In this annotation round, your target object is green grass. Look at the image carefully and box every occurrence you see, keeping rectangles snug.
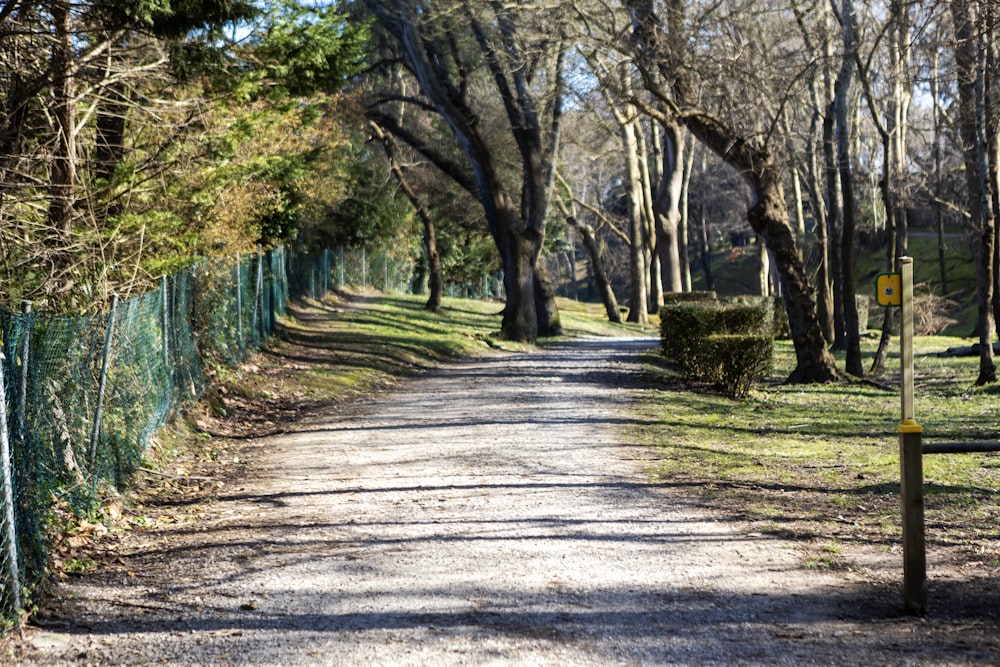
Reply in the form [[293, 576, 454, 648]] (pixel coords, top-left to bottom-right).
[[221, 292, 654, 413], [636, 332, 1000, 571]]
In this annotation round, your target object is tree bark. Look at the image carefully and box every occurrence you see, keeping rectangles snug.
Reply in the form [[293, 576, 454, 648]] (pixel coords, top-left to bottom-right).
[[635, 118, 661, 309], [825, 101, 846, 351], [371, 122, 443, 313], [952, 0, 997, 385], [931, 43, 949, 294], [834, 0, 863, 377], [567, 216, 622, 323], [680, 130, 695, 292], [655, 120, 685, 294], [49, 0, 76, 242], [621, 112, 649, 324]]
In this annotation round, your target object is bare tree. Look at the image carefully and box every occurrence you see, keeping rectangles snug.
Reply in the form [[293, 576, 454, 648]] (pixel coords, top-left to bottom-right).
[[859, 0, 914, 377], [363, 0, 565, 342], [832, 0, 864, 377], [951, 0, 997, 385], [370, 121, 443, 313], [624, 0, 840, 382], [588, 57, 649, 323]]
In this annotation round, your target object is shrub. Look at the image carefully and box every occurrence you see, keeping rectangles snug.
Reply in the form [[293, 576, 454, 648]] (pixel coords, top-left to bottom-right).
[[704, 334, 774, 399], [913, 291, 959, 335], [659, 299, 774, 398], [728, 295, 790, 339]]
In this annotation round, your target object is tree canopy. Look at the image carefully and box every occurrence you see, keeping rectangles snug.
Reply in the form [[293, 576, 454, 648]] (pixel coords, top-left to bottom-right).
[[2, 0, 1000, 384]]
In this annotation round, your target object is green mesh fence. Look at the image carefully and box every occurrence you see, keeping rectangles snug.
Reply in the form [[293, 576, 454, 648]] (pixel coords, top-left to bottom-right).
[[0, 244, 505, 631], [0, 246, 327, 631]]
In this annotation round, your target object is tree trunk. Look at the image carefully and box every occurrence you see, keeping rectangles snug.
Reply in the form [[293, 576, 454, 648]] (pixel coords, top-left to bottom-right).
[[620, 108, 649, 324], [835, 0, 863, 377], [825, 102, 846, 351], [94, 70, 129, 225], [680, 130, 695, 292], [807, 88, 835, 343], [931, 44, 949, 294], [753, 169, 839, 383], [501, 227, 539, 342], [533, 254, 562, 337], [987, 3, 1000, 341], [952, 0, 997, 385], [567, 216, 621, 323], [698, 201, 714, 291], [758, 238, 771, 297], [371, 122, 443, 313], [49, 0, 76, 241], [636, 118, 662, 309], [870, 0, 913, 377], [655, 120, 685, 293]]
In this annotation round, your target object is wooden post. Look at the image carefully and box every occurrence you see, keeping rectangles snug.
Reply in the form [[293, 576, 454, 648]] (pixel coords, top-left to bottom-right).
[[898, 257, 926, 614]]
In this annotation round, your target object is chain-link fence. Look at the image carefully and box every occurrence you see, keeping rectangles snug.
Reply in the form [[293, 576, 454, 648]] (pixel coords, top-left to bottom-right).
[[0, 243, 512, 632], [0, 246, 328, 632]]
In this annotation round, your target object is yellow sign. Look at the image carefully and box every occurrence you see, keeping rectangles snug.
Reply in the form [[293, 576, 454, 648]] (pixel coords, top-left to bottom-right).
[[876, 272, 902, 307]]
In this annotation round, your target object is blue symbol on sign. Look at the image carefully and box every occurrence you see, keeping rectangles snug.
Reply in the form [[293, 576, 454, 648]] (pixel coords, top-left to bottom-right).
[[885, 287, 895, 296]]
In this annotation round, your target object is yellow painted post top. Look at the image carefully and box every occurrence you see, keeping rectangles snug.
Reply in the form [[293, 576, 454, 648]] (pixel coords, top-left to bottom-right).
[[899, 419, 923, 434]]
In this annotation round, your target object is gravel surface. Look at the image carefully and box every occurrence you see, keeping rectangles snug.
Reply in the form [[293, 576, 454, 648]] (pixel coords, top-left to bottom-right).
[[11, 337, 996, 665]]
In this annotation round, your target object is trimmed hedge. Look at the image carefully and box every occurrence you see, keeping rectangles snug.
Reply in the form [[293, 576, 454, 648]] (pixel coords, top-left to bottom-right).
[[703, 334, 774, 399], [659, 300, 775, 398], [662, 291, 718, 305], [728, 295, 791, 339]]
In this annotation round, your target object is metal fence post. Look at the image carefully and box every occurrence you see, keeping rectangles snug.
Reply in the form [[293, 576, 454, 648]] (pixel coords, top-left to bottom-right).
[[90, 294, 119, 495], [338, 246, 345, 287], [161, 277, 170, 376], [0, 337, 22, 614], [18, 301, 31, 443], [253, 245, 263, 339], [236, 253, 244, 353], [18, 301, 35, 499]]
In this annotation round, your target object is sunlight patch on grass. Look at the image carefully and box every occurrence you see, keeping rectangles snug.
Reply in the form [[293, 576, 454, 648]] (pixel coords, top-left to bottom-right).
[[635, 332, 1000, 571]]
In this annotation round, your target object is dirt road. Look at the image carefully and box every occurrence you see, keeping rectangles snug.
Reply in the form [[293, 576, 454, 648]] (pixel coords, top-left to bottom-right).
[[13, 337, 991, 665]]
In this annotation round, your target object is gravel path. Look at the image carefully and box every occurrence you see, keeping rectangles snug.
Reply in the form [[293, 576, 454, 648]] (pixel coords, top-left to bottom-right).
[[15, 337, 974, 665]]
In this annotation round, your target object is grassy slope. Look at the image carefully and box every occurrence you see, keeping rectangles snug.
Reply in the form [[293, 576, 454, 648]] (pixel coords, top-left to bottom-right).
[[691, 233, 979, 337]]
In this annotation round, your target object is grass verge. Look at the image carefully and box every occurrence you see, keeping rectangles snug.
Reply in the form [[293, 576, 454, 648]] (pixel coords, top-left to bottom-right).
[[634, 332, 1000, 580]]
